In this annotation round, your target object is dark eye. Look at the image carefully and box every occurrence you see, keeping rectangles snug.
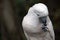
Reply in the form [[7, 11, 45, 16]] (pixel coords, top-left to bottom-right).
[[34, 10, 40, 16], [37, 14, 39, 16]]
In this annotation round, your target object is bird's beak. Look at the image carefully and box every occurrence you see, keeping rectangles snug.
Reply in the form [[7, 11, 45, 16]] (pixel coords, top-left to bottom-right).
[[39, 16, 47, 26], [39, 16, 48, 32]]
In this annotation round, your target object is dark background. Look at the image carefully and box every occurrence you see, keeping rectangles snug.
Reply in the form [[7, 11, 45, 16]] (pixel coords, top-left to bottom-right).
[[0, 0, 60, 40]]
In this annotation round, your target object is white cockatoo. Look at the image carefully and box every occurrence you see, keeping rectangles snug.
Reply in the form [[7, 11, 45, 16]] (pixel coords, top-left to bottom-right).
[[22, 3, 55, 40]]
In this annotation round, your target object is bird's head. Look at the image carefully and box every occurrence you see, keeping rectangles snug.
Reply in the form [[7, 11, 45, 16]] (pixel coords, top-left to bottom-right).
[[32, 3, 48, 17], [32, 3, 49, 32], [27, 3, 49, 32]]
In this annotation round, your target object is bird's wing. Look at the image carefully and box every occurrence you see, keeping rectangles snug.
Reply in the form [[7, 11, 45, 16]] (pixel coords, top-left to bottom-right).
[[47, 16, 55, 40], [24, 31, 30, 40]]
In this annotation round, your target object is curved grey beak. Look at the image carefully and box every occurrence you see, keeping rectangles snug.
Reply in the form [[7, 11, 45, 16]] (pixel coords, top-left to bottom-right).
[[39, 16, 47, 26], [39, 16, 48, 32]]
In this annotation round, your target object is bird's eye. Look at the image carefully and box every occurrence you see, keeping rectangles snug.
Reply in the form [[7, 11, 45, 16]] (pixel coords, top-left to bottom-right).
[[34, 10, 40, 16], [37, 14, 39, 16]]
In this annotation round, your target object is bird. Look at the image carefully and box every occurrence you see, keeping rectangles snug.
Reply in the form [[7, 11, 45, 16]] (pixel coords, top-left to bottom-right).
[[22, 3, 55, 40]]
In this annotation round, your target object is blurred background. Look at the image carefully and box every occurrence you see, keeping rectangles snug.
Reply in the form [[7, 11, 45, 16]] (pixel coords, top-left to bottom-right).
[[0, 0, 60, 40]]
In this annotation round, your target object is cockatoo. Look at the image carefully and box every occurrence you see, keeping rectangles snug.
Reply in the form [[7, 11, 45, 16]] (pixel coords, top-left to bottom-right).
[[22, 3, 55, 40]]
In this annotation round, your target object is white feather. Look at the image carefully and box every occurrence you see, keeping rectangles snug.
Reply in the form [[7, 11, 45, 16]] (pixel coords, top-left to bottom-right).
[[22, 3, 55, 40]]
